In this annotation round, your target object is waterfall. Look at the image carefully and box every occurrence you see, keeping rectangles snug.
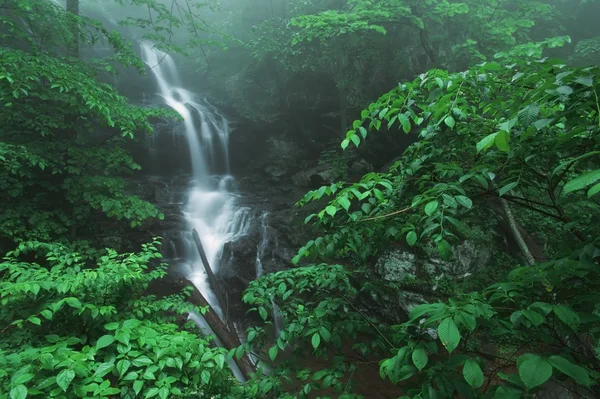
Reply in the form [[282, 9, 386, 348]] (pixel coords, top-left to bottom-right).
[[139, 42, 251, 320], [254, 212, 285, 337]]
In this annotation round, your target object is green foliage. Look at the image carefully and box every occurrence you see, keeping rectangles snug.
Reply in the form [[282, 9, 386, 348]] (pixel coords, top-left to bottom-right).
[[0, 240, 243, 398], [243, 54, 600, 397], [0, 1, 176, 247]]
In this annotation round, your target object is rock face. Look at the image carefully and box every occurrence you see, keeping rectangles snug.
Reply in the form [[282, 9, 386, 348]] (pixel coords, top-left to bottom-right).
[[375, 240, 493, 283], [372, 240, 494, 320]]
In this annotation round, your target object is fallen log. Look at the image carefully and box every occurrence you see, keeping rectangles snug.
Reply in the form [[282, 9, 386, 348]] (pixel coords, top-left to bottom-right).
[[192, 229, 230, 326], [180, 278, 257, 381]]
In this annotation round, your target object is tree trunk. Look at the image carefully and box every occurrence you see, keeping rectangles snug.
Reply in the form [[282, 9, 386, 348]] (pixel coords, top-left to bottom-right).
[[181, 279, 256, 381], [192, 229, 231, 328]]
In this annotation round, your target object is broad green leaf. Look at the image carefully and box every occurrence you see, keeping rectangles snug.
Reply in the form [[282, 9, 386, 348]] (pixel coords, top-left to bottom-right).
[[133, 380, 144, 395], [438, 318, 460, 353], [495, 130, 510, 151], [341, 139, 350, 150], [56, 369, 75, 392], [574, 76, 593, 87], [259, 307, 268, 320], [455, 196, 473, 209], [476, 132, 497, 153], [498, 182, 518, 197], [444, 115, 456, 129], [522, 309, 544, 327], [533, 118, 552, 130], [463, 359, 484, 388], [398, 114, 411, 133], [358, 126, 367, 139], [412, 348, 428, 371], [269, 346, 278, 361], [518, 356, 552, 389], [10, 385, 27, 399], [548, 356, 590, 387], [424, 200, 439, 216], [588, 183, 600, 198], [562, 169, 600, 195], [96, 335, 115, 350], [553, 306, 580, 329], [312, 333, 321, 350], [104, 322, 119, 331], [556, 85, 573, 95], [338, 196, 351, 211], [325, 206, 337, 217], [518, 104, 540, 127], [406, 231, 417, 247]]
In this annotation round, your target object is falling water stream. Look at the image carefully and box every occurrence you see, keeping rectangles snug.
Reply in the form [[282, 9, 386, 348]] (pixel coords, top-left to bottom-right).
[[140, 42, 252, 316], [140, 42, 253, 380]]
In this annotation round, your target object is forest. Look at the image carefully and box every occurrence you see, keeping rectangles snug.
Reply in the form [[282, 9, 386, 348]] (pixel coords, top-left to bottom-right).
[[1, 0, 600, 398]]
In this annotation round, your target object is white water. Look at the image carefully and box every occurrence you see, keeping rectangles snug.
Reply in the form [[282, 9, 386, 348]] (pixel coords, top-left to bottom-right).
[[140, 42, 251, 320], [254, 213, 285, 337]]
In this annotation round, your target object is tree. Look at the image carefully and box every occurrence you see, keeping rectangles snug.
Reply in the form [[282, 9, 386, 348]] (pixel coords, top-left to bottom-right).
[[0, 0, 168, 250], [241, 45, 600, 398]]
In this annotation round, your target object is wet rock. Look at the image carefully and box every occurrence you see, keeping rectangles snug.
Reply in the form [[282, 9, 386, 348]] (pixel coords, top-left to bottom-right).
[[375, 251, 418, 281], [350, 159, 374, 178], [292, 164, 336, 188], [376, 239, 493, 283]]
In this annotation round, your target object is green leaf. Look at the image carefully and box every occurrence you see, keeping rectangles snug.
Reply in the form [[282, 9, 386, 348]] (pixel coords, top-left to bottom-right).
[[444, 115, 456, 129], [498, 182, 518, 197], [588, 183, 600, 198], [145, 387, 159, 398], [522, 310, 544, 327], [533, 118, 553, 130], [463, 359, 484, 388], [495, 130, 510, 152], [358, 126, 368, 139], [96, 335, 115, 350], [412, 348, 428, 371], [116, 360, 130, 377], [312, 333, 321, 350], [575, 76, 593, 87], [562, 169, 600, 195], [455, 196, 473, 209], [56, 369, 75, 392], [438, 318, 460, 353], [133, 380, 144, 395], [104, 322, 119, 330], [553, 306, 580, 329], [325, 206, 337, 217], [548, 356, 590, 387], [517, 104, 540, 127], [454, 312, 476, 332], [556, 85, 573, 95], [10, 385, 27, 399], [338, 196, 351, 211], [476, 132, 497, 152], [341, 139, 350, 150], [398, 114, 411, 133], [518, 356, 552, 389], [424, 200, 439, 216], [269, 346, 278, 361], [406, 231, 417, 247], [258, 306, 268, 320], [201, 370, 210, 384]]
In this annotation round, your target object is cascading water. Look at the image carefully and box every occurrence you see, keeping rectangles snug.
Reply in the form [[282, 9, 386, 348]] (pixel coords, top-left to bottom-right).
[[139, 42, 251, 320]]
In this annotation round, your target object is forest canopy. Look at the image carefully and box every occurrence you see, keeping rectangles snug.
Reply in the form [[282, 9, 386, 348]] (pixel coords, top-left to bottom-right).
[[1, 0, 600, 398]]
